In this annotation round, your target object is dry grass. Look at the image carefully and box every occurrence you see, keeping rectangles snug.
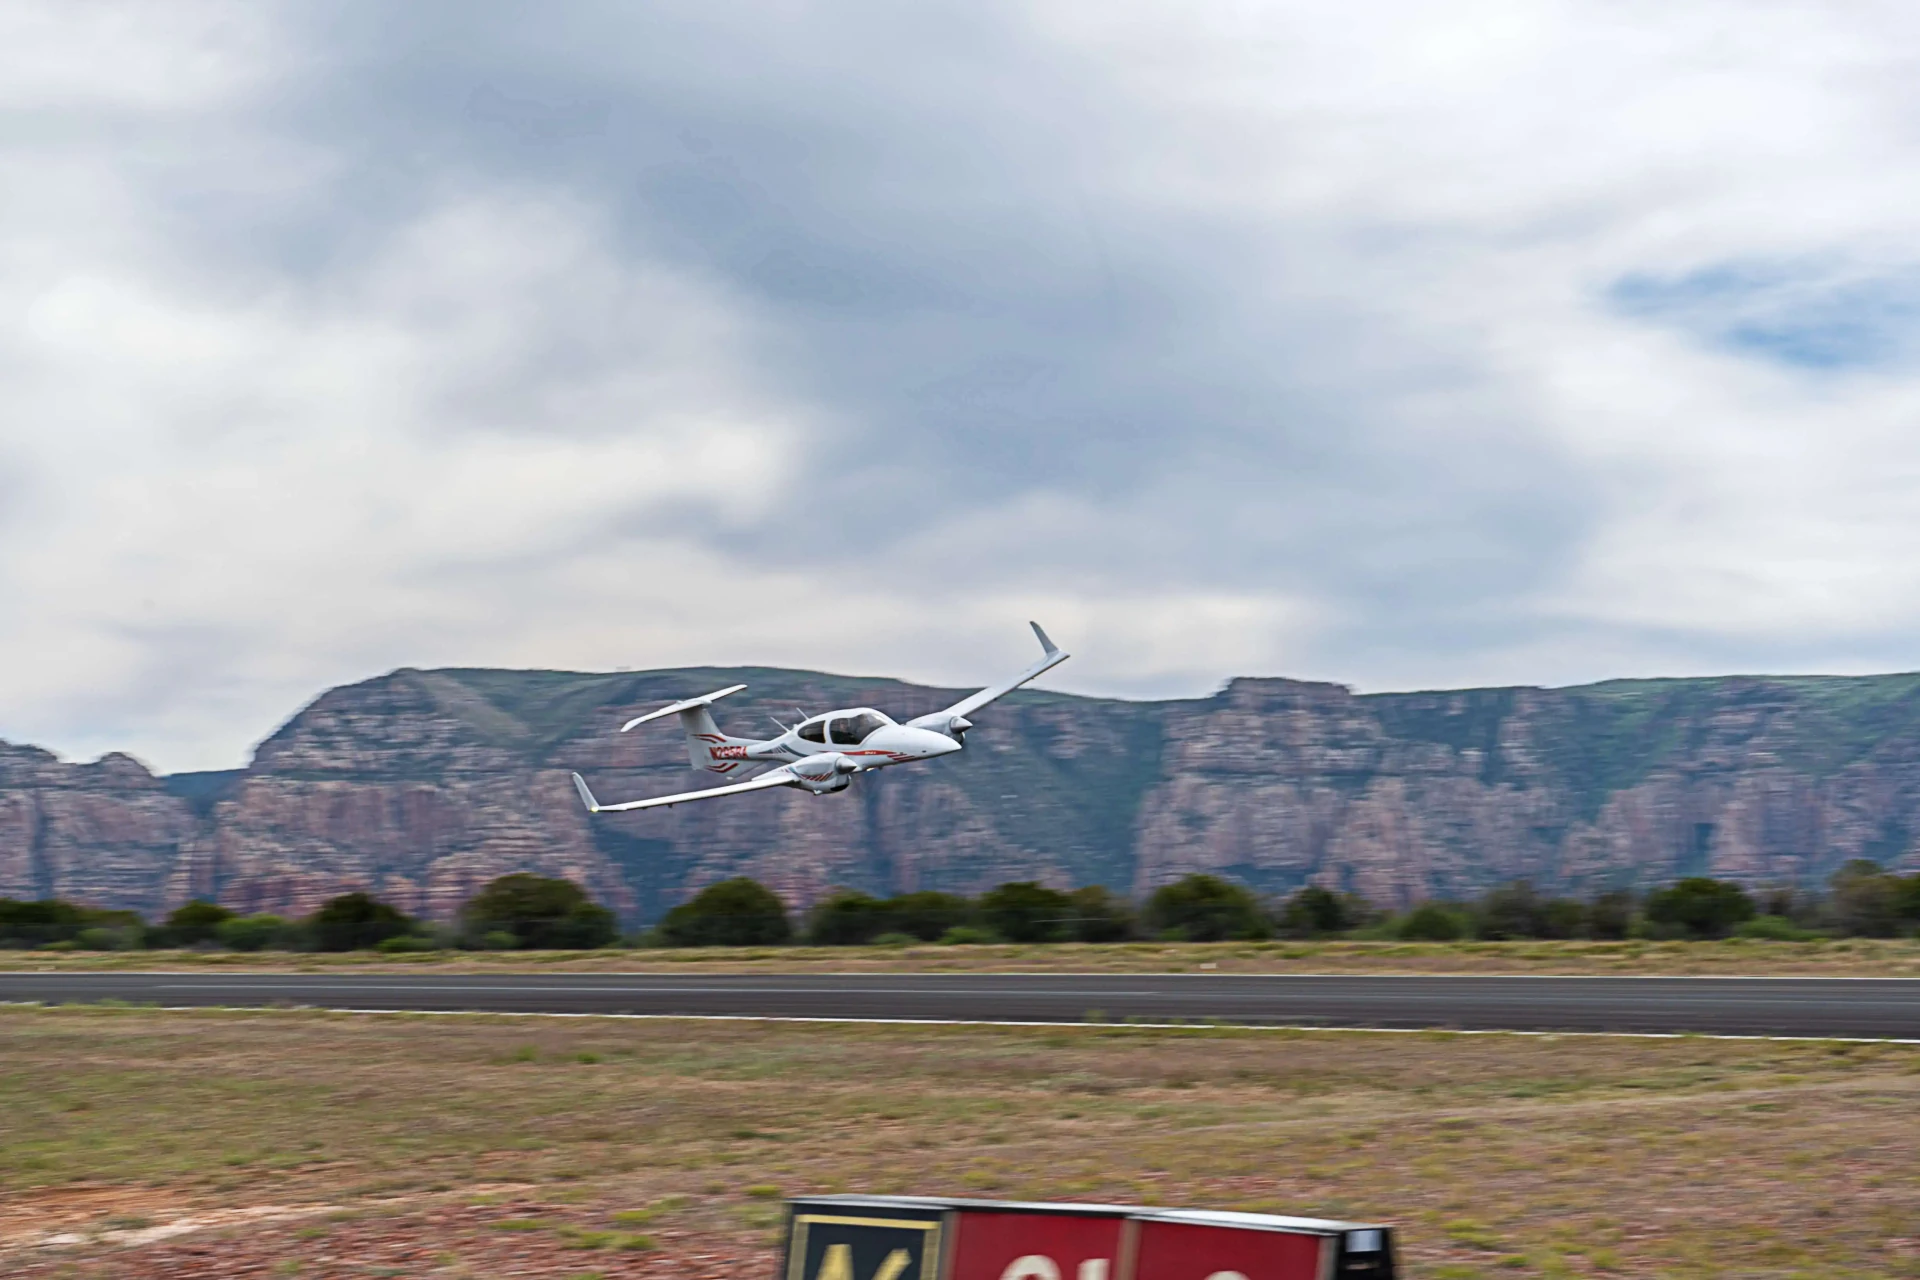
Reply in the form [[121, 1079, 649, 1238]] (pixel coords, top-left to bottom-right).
[[2, 1006, 1918, 1278], [11, 936, 1920, 977]]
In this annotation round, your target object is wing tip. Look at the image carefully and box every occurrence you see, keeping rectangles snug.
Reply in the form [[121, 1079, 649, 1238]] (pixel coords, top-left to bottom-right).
[[571, 771, 601, 814], [1030, 620, 1060, 655]]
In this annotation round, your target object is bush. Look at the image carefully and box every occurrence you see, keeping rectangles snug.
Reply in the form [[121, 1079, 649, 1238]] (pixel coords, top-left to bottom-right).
[[1067, 885, 1136, 942], [1734, 914, 1821, 942], [806, 890, 890, 946], [1588, 889, 1635, 940], [978, 882, 1074, 943], [882, 891, 974, 941], [376, 934, 438, 953], [1398, 902, 1468, 942], [310, 892, 415, 952], [871, 932, 916, 947], [1898, 874, 1920, 932], [658, 877, 792, 947], [72, 927, 120, 951], [459, 874, 618, 950], [0, 899, 85, 948], [1644, 877, 1755, 939], [1827, 860, 1906, 937], [938, 925, 1000, 945], [216, 914, 292, 952], [164, 899, 235, 947], [1143, 874, 1270, 941], [0, 900, 143, 948], [1278, 886, 1353, 938], [1474, 881, 1588, 940]]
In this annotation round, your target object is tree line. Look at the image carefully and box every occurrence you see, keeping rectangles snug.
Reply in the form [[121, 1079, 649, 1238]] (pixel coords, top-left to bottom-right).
[[0, 874, 617, 952], [5, 860, 1918, 952], [652, 859, 1920, 947]]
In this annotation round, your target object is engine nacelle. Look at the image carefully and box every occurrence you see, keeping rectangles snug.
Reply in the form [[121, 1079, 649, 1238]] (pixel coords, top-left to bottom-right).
[[906, 712, 973, 742], [791, 752, 859, 794]]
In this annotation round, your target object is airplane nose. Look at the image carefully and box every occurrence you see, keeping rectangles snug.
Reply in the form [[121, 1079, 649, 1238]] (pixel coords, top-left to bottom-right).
[[914, 728, 963, 756]]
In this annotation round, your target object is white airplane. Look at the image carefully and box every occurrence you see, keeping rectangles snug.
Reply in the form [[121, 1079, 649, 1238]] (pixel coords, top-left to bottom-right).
[[571, 622, 1068, 813]]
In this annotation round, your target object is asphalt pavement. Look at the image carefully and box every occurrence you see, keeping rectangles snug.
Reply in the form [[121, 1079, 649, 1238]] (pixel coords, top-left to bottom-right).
[[1, 971, 1917, 1038]]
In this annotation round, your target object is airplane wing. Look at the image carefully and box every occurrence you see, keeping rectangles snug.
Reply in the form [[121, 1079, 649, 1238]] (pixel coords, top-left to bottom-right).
[[571, 767, 795, 813], [920, 621, 1069, 724]]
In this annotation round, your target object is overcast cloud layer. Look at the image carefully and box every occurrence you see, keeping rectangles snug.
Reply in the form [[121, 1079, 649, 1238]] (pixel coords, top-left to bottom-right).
[[9, 1, 1920, 770]]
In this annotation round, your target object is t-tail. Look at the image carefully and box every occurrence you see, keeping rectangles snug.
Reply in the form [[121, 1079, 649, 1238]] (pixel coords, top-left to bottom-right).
[[620, 683, 765, 773]]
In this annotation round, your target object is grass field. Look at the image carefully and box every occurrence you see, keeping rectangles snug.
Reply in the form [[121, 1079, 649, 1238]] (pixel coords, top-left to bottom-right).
[[8, 937, 1920, 977], [2, 1006, 1918, 1278]]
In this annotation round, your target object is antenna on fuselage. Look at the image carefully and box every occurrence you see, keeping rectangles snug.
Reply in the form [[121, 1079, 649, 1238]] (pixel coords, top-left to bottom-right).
[[769, 715, 792, 733]]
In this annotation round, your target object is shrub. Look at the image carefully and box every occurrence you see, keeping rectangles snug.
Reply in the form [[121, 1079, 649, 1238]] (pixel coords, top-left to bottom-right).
[[1644, 877, 1755, 939], [0, 901, 148, 948], [376, 934, 438, 953], [871, 932, 916, 947], [1143, 874, 1270, 941], [978, 882, 1074, 943], [460, 874, 618, 950], [216, 914, 291, 952], [1278, 886, 1352, 937], [1588, 889, 1635, 940], [658, 877, 792, 947], [1734, 914, 1821, 942], [1398, 902, 1468, 942], [310, 892, 415, 952], [72, 927, 120, 951], [1827, 860, 1906, 937], [0, 899, 86, 948], [164, 899, 235, 947], [806, 890, 890, 946], [939, 925, 1000, 945], [882, 891, 974, 941], [1472, 880, 1590, 939], [1067, 885, 1136, 942]]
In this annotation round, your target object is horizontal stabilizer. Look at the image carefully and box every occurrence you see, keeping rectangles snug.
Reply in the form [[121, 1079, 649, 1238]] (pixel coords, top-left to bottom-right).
[[621, 683, 747, 733]]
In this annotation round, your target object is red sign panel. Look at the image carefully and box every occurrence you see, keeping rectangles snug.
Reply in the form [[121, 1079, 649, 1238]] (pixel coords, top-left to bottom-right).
[[950, 1211, 1127, 1280], [1132, 1220, 1328, 1280]]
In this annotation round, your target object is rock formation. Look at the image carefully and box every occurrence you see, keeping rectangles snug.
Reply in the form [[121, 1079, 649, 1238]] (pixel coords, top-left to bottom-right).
[[5, 665, 1920, 920]]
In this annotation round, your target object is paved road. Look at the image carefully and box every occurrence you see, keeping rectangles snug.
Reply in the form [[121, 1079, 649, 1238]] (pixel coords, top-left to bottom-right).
[[2, 972, 1918, 1038]]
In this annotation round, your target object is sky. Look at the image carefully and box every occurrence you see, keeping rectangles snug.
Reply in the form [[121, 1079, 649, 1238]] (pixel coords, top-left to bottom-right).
[[9, 1, 1920, 772]]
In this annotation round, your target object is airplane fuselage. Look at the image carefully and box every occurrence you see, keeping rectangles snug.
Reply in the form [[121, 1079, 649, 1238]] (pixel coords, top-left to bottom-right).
[[716, 709, 962, 787]]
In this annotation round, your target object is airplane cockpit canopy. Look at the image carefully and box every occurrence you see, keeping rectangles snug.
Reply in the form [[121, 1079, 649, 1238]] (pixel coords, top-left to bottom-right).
[[796, 709, 894, 746]]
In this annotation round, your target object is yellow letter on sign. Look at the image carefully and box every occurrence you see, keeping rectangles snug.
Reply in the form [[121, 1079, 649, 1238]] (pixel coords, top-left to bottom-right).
[[819, 1245, 855, 1280]]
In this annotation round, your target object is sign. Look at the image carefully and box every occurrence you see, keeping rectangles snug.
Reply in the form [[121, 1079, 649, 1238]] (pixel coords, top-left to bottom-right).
[[949, 1208, 1127, 1280], [1132, 1218, 1325, 1280], [786, 1204, 944, 1280], [783, 1197, 1394, 1280]]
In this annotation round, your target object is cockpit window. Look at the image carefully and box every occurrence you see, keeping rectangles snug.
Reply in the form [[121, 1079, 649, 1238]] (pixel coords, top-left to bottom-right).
[[797, 719, 827, 744], [828, 711, 889, 745]]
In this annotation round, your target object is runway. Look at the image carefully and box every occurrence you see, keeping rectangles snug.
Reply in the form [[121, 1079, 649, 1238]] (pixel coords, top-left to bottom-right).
[[2, 971, 1918, 1038]]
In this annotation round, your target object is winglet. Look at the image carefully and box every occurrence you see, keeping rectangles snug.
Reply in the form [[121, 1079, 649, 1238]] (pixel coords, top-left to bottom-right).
[[1030, 620, 1059, 656], [571, 772, 601, 814]]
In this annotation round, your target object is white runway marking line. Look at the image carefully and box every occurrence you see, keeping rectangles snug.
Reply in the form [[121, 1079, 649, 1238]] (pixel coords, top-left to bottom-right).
[[7, 1001, 1916, 1045], [154, 983, 1162, 996]]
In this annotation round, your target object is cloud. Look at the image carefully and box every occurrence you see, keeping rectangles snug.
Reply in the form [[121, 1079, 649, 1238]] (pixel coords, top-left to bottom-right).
[[8, 0, 1920, 769]]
